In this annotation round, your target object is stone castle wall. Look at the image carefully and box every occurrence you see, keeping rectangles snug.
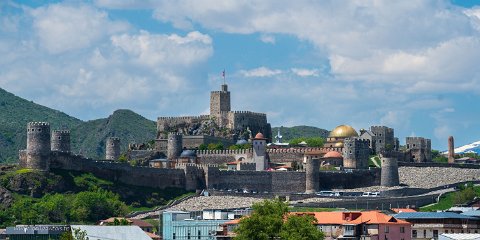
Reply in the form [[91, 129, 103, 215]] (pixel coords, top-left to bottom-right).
[[194, 147, 343, 165], [318, 169, 381, 189], [50, 152, 188, 189]]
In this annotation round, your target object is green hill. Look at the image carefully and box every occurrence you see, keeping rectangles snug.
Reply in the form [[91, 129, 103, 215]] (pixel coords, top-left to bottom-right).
[[71, 109, 157, 158], [272, 125, 330, 142], [0, 88, 83, 162], [0, 88, 157, 162]]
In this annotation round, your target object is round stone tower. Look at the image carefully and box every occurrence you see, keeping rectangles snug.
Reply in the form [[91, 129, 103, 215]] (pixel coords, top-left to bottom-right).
[[380, 156, 400, 187], [106, 137, 121, 160], [167, 133, 183, 160], [26, 122, 51, 170], [51, 130, 71, 153], [305, 158, 320, 194]]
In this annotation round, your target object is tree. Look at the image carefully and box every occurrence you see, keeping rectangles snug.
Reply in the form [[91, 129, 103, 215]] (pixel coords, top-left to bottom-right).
[[234, 199, 324, 240], [207, 143, 224, 150], [280, 214, 324, 240], [290, 137, 324, 147], [198, 144, 208, 150], [305, 137, 324, 147]]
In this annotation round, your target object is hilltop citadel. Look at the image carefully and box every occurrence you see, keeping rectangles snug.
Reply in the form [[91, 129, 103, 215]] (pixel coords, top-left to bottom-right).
[[17, 83, 453, 196]]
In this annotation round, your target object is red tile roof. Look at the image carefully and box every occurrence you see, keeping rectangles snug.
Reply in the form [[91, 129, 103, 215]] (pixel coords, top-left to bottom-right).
[[292, 211, 410, 225]]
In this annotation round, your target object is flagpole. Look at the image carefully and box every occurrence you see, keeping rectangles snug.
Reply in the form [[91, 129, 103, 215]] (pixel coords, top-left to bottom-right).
[[222, 69, 226, 85]]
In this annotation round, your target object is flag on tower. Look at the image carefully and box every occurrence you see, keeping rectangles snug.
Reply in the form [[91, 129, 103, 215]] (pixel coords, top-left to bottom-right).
[[222, 69, 226, 84]]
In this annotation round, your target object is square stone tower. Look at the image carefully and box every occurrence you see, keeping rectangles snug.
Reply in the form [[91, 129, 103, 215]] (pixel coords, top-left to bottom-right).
[[370, 126, 395, 154], [210, 84, 231, 116], [406, 137, 432, 162]]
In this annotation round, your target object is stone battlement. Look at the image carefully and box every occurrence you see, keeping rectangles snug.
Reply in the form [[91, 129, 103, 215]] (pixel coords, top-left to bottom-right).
[[157, 115, 210, 121], [195, 147, 343, 156], [108, 137, 120, 141], [344, 138, 370, 144], [196, 149, 252, 155], [28, 122, 50, 127], [226, 111, 267, 117], [176, 163, 218, 169], [52, 130, 70, 134]]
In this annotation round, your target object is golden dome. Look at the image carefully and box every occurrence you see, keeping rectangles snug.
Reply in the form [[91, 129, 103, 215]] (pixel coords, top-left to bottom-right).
[[328, 125, 358, 138], [334, 142, 344, 148]]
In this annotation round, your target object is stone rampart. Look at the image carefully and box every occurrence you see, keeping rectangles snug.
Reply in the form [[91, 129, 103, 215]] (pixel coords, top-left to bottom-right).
[[50, 152, 187, 189], [398, 162, 480, 169], [207, 170, 273, 192], [318, 169, 380, 189]]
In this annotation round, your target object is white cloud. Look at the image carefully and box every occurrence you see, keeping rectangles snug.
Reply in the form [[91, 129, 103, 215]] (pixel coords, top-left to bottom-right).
[[291, 68, 319, 77], [29, 3, 129, 54], [260, 34, 275, 44], [111, 30, 213, 67], [239, 67, 282, 77]]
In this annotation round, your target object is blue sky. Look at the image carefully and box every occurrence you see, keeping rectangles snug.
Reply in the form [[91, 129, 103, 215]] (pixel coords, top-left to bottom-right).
[[1, 0, 480, 150]]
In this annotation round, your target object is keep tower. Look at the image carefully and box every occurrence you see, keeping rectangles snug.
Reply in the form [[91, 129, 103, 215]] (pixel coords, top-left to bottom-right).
[[210, 84, 231, 116]]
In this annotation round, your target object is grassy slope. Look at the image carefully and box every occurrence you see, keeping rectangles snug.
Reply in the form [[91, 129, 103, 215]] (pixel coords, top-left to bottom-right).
[[271, 125, 329, 142]]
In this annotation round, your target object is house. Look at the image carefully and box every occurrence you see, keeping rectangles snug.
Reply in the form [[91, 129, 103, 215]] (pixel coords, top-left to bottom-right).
[[439, 233, 480, 240], [395, 212, 480, 239], [217, 211, 411, 240], [70, 225, 152, 240], [5, 225, 70, 239], [98, 217, 155, 233], [307, 211, 412, 240]]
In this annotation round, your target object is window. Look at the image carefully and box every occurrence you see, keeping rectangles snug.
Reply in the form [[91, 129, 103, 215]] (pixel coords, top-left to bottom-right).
[[400, 227, 405, 233], [384, 226, 389, 233], [198, 230, 201, 239], [173, 233, 176, 239], [424, 230, 426, 237], [188, 232, 191, 239], [433, 230, 438, 238], [412, 230, 417, 238], [445, 230, 448, 233]]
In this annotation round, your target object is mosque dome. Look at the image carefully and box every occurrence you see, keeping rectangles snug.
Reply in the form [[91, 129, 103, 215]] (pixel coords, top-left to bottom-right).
[[236, 139, 248, 145], [328, 125, 359, 138], [254, 132, 266, 139], [324, 151, 343, 158], [180, 150, 196, 158]]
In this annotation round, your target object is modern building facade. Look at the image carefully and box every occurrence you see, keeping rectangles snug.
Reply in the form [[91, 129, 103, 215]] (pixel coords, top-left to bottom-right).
[[162, 209, 250, 240]]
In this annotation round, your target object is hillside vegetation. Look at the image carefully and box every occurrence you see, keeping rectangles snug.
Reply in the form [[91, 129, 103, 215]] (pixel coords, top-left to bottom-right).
[[71, 109, 157, 159], [0, 88, 157, 162], [0, 166, 188, 227], [271, 126, 329, 142], [0, 89, 82, 162]]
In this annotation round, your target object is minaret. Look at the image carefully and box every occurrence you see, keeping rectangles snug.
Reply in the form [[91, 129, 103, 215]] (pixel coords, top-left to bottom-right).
[[251, 132, 268, 171], [275, 128, 283, 144], [448, 136, 455, 164]]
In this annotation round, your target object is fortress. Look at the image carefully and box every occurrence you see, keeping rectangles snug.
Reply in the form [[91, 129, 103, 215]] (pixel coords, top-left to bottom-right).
[[18, 122, 404, 194], [16, 84, 436, 194]]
